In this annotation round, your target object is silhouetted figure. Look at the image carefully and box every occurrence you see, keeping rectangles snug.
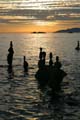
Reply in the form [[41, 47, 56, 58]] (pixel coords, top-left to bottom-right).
[[48, 56, 67, 92], [23, 56, 28, 72], [75, 41, 80, 50], [49, 52, 53, 66], [7, 41, 14, 67]]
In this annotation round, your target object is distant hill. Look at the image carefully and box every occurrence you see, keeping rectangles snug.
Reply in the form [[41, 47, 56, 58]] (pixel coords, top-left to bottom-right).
[[56, 28, 80, 33]]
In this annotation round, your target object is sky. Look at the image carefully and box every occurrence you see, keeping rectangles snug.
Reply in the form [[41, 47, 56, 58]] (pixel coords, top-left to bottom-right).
[[0, 0, 80, 32]]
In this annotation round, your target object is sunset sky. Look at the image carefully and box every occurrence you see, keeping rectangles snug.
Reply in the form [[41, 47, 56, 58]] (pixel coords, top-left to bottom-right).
[[0, 0, 80, 32]]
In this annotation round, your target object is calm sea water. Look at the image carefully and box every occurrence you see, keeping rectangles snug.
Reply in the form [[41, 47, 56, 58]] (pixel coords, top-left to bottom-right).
[[0, 33, 80, 120]]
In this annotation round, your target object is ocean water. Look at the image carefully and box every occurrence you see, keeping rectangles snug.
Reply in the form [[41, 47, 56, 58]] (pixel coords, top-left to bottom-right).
[[0, 33, 80, 120]]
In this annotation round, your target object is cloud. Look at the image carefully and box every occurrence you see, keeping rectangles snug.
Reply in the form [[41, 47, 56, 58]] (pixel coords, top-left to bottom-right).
[[0, 0, 80, 24], [0, 0, 80, 10]]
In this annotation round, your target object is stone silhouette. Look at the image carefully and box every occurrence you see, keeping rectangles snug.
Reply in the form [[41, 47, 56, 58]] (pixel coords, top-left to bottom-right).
[[38, 50, 46, 69], [7, 41, 14, 67], [35, 65, 49, 90], [36, 49, 49, 89], [49, 52, 53, 67], [39, 47, 43, 60], [23, 56, 28, 72], [48, 56, 67, 92], [36, 49, 67, 93], [75, 41, 80, 50], [54, 56, 62, 69]]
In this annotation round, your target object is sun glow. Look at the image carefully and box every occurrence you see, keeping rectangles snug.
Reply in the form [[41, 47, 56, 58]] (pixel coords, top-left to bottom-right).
[[34, 21, 58, 26]]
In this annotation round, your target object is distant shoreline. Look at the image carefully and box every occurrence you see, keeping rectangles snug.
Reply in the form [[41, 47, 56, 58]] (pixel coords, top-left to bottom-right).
[[55, 28, 80, 33], [0, 28, 80, 34]]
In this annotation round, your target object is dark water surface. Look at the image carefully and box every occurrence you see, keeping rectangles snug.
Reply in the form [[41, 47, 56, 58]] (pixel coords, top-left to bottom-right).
[[0, 33, 80, 120]]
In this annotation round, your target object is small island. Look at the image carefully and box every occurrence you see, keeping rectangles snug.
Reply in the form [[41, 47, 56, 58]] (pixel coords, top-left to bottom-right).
[[32, 32, 46, 34]]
